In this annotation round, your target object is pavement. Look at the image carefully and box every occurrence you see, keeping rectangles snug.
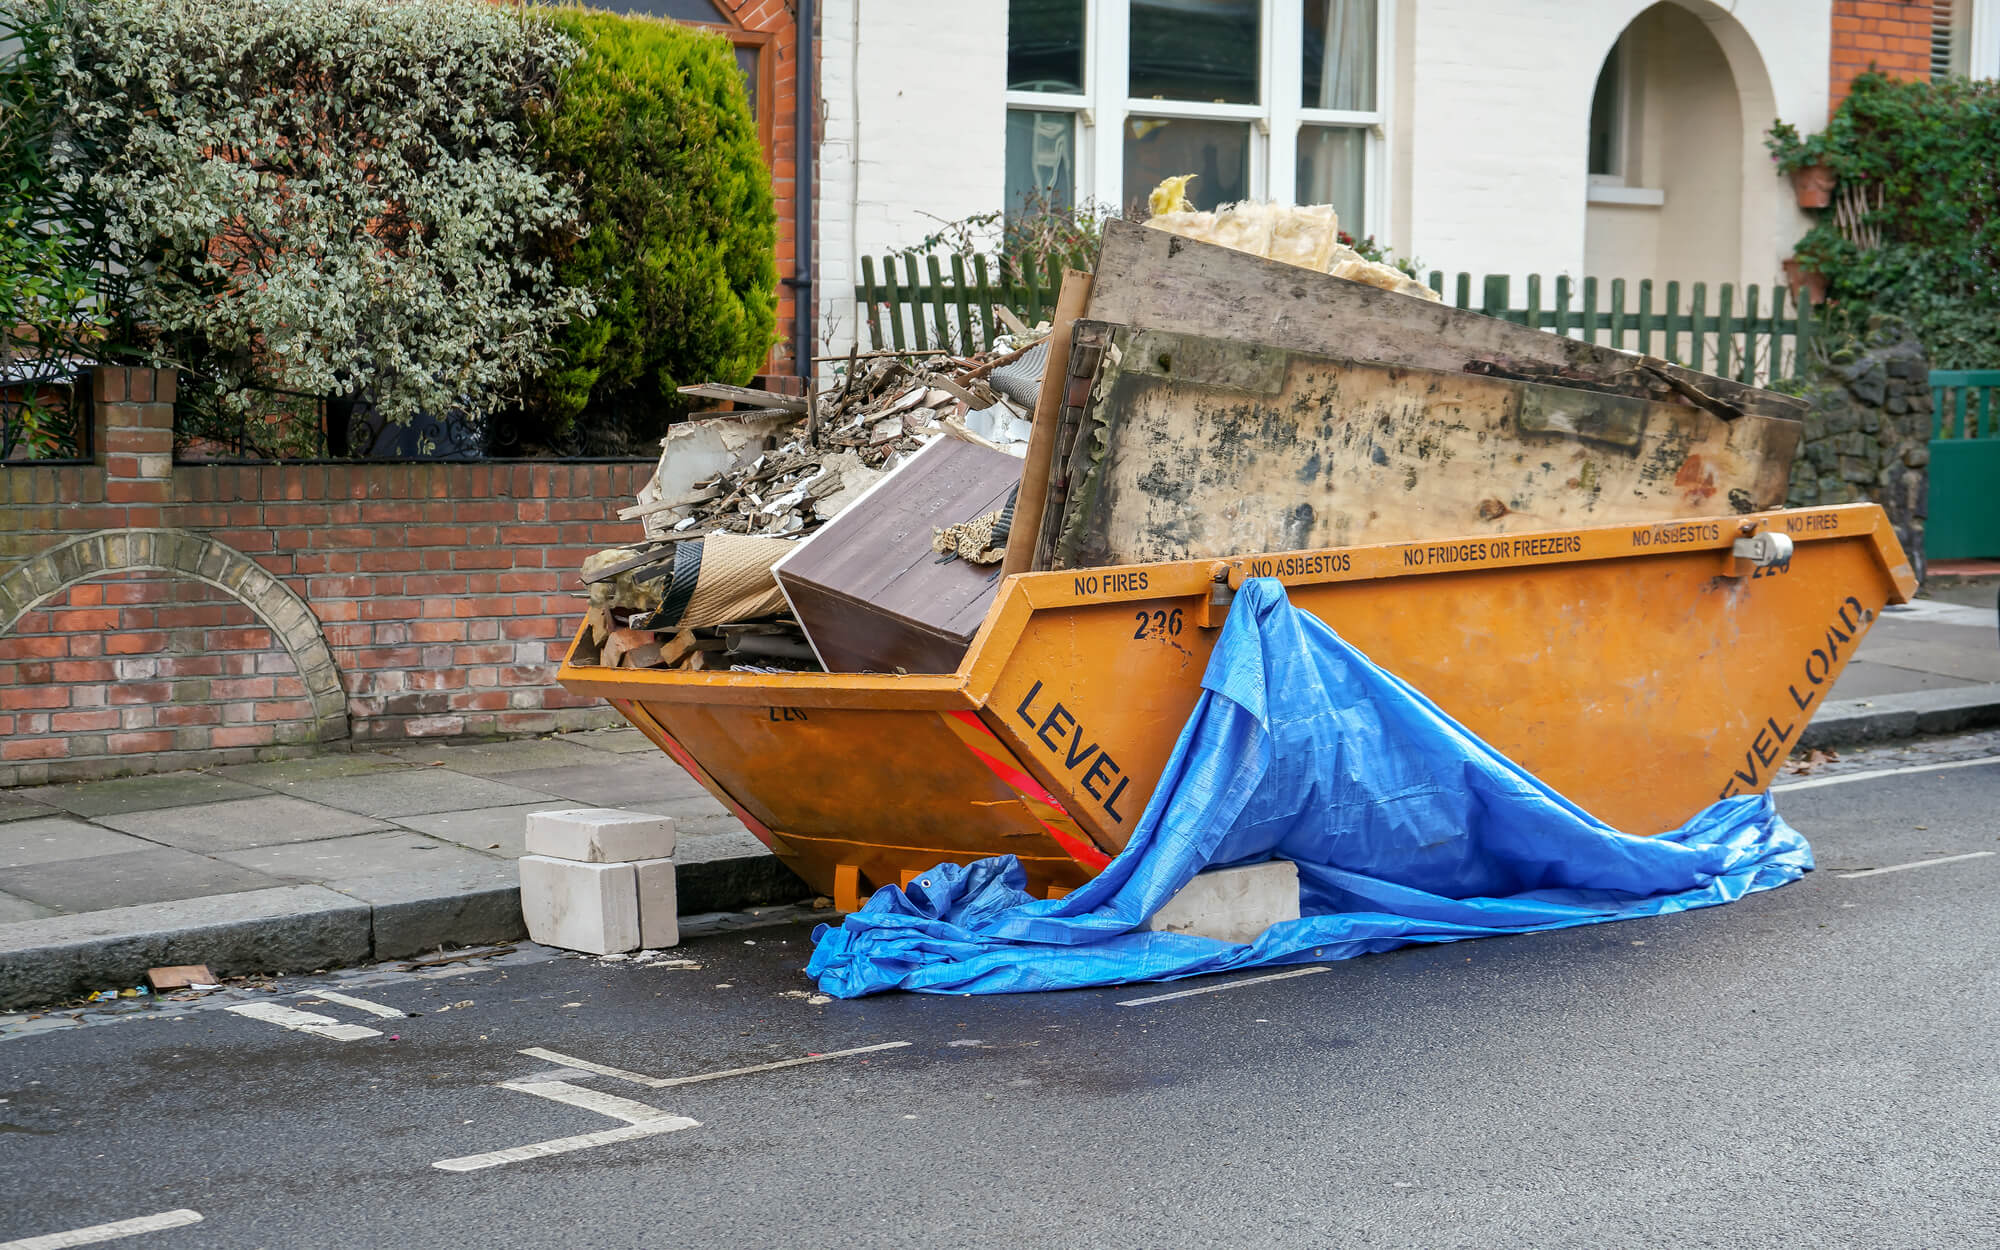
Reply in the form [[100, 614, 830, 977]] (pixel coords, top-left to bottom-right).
[[0, 584, 1995, 1010], [2, 752, 1997, 1248]]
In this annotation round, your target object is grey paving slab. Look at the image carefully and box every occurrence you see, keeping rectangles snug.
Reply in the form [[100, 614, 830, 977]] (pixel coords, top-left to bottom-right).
[[272, 770, 560, 818], [1864, 619, 2000, 646], [0, 793, 59, 824], [97, 795, 390, 853], [206, 753, 420, 786], [9, 771, 266, 818], [1856, 639, 2000, 684], [1830, 660, 1976, 700], [498, 760, 711, 808], [321, 861, 526, 959], [1920, 579, 2000, 608], [0, 884, 370, 1007], [395, 801, 573, 858], [0, 892, 54, 924], [371, 738, 610, 777], [0, 846, 282, 912], [213, 831, 500, 884], [0, 817, 160, 870], [561, 728, 656, 753]]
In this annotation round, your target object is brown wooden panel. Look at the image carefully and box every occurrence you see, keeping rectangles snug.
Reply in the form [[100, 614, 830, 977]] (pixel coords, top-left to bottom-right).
[[778, 437, 1020, 673], [1087, 218, 1809, 426]]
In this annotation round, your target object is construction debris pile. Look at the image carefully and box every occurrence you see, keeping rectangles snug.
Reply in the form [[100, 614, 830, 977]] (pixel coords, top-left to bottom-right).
[[568, 174, 1808, 681], [572, 338, 1045, 674]]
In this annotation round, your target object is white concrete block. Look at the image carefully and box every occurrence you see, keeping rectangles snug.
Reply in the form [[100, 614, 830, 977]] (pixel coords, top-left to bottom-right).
[[634, 857, 679, 950], [1141, 861, 1300, 946], [519, 856, 640, 955], [525, 808, 675, 863]]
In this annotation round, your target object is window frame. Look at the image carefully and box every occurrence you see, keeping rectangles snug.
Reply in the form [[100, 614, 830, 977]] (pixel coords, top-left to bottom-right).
[[1005, 0, 1390, 232]]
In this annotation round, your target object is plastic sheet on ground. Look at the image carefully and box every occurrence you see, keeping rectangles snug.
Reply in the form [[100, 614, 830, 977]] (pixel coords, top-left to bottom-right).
[[807, 578, 1813, 998]]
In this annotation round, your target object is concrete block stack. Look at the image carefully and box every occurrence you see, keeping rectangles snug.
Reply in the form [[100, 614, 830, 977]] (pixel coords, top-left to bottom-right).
[[519, 808, 679, 954]]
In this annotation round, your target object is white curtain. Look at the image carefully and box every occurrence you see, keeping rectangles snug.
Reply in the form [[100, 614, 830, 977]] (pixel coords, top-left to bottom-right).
[[1315, 0, 1376, 112]]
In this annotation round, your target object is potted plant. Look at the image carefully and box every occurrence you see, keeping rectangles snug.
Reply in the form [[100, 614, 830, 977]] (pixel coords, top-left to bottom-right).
[[1766, 120, 1836, 209], [1781, 256, 1828, 304]]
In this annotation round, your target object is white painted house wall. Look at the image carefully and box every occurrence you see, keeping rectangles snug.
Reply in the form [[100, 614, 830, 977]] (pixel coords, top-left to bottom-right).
[[816, 0, 1008, 369], [814, 0, 1832, 361], [1403, 0, 1827, 290]]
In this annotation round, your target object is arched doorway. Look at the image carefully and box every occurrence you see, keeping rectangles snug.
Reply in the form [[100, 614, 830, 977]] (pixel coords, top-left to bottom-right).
[[1583, 2, 1776, 289]]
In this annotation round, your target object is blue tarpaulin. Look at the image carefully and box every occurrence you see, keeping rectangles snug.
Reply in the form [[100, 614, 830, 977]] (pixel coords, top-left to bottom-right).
[[807, 579, 1812, 998]]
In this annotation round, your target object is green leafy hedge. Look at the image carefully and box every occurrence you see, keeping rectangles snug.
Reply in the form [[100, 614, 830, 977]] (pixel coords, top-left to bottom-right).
[[522, 9, 778, 442], [50, 0, 591, 427], [1781, 72, 2000, 370], [3, 0, 781, 456]]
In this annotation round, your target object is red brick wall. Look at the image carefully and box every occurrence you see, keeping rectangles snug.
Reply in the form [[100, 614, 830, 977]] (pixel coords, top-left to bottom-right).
[[714, 0, 802, 378], [0, 369, 651, 786], [1831, 1, 1935, 112], [1, 575, 317, 764]]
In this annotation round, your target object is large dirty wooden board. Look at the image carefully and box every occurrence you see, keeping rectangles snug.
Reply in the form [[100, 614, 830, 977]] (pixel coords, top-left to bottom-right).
[[1088, 218, 1809, 428], [1039, 323, 1804, 569], [776, 436, 1020, 674]]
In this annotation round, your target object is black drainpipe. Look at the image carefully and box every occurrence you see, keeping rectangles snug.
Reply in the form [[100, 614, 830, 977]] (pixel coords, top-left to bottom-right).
[[784, 0, 815, 384]]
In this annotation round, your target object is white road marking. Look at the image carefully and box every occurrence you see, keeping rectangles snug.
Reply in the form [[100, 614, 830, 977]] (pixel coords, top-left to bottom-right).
[[1775, 755, 2000, 793], [519, 1040, 911, 1089], [304, 990, 406, 1019], [0, 1209, 203, 1249], [495, 1079, 682, 1125], [431, 1079, 698, 1173], [1118, 966, 1329, 1007], [432, 1122, 689, 1173], [513, 1048, 658, 1086], [1838, 851, 1996, 880], [224, 1002, 380, 1041]]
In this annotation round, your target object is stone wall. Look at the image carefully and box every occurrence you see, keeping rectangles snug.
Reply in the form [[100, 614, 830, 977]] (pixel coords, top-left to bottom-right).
[[1786, 324, 1932, 574]]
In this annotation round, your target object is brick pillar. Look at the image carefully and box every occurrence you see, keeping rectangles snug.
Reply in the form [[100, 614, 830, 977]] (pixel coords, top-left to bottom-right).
[[1830, 1, 1936, 114], [91, 367, 176, 506]]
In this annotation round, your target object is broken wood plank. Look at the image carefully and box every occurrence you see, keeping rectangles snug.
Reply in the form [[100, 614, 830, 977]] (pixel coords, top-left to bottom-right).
[[1086, 218, 1806, 425], [1002, 269, 1093, 578], [676, 383, 809, 412], [600, 627, 656, 669]]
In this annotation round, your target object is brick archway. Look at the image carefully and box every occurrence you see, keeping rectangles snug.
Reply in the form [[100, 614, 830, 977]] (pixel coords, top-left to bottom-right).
[[0, 529, 348, 742]]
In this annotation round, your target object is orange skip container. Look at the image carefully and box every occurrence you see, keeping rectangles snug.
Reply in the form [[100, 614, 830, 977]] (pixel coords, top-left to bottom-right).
[[557, 504, 1916, 910]]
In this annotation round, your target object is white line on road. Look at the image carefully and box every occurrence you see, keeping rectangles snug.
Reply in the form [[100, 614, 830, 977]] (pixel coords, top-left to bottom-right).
[[1774, 755, 2000, 793], [1839, 851, 1996, 880], [433, 1122, 690, 1173], [518, 1041, 911, 1089], [431, 1079, 698, 1173], [496, 1079, 684, 1125], [1118, 966, 1329, 1007], [305, 990, 406, 1019], [513, 1049, 660, 1086], [224, 1002, 380, 1041], [0, 1209, 203, 1249]]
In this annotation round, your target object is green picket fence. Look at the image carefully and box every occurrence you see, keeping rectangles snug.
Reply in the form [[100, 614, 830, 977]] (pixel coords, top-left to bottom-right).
[[853, 254, 1816, 387]]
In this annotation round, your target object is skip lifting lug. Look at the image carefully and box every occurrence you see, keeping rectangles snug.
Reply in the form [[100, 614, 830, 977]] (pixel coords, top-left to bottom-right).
[[1727, 519, 1794, 579], [1196, 564, 1235, 629]]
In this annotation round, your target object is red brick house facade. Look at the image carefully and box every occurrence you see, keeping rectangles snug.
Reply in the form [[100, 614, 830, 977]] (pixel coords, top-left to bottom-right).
[[1830, 0, 1939, 109]]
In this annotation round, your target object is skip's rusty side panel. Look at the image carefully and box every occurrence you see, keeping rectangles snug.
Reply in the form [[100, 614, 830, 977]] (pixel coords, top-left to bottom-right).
[[1045, 323, 1802, 569]]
